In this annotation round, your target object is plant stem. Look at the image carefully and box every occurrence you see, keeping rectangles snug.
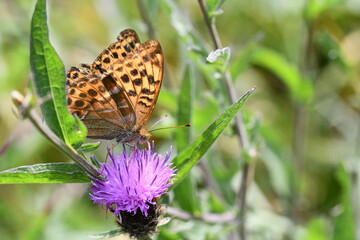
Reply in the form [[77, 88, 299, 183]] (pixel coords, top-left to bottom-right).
[[12, 91, 100, 178], [197, 0, 222, 49], [30, 110, 100, 178], [197, 0, 252, 239], [197, 0, 249, 148]]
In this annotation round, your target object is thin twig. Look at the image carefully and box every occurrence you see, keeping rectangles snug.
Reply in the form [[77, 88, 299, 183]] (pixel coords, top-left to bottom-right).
[[198, 1, 249, 148], [30, 110, 100, 178], [136, 0, 156, 40], [197, 0, 252, 239], [11, 91, 100, 178], [196, 0, 249, 148], [237, 161, 256, 239], [197, 0, 222, 49], [166, 206, 238, 224]]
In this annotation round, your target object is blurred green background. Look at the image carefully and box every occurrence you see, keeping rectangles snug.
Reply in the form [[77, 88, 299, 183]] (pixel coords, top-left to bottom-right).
[[1, 0, 360, 239]]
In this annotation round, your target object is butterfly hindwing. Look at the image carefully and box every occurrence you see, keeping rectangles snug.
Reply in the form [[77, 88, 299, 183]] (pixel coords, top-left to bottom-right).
[[66, 74, 136, 139]]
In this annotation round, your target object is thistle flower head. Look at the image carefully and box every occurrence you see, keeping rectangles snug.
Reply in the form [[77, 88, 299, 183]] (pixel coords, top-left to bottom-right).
[[89, 142, 176, 217]]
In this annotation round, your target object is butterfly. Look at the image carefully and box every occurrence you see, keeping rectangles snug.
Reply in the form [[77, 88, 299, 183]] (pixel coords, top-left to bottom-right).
[[65, 29, 164, 144]]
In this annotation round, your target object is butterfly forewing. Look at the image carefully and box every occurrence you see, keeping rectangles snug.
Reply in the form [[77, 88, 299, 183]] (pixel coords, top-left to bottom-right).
[[132, 40, 163, 130], [92, 29, 141, 74], [66, 29, 163, 143]]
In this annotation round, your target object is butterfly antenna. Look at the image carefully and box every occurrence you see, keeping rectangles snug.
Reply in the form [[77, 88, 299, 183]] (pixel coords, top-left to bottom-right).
[[148, 114, 168, 131], [149, 124, 191, 133]]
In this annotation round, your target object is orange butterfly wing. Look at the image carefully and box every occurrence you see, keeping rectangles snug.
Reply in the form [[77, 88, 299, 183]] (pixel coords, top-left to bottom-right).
[[66, 29, 163, 143]]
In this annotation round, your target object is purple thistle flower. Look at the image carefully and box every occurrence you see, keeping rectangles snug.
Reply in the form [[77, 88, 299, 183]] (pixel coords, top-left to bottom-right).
[[89, 142, 176, 217]]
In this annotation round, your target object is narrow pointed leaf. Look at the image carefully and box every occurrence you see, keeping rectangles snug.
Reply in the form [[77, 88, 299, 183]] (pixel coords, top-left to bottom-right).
[[174, 64, 199, 213], [172, 88, 255, 188], [0, 163, 90, 184], [30, 0, 86, 148], [77, 142, 102, 153], [175, 64, 193, 151]]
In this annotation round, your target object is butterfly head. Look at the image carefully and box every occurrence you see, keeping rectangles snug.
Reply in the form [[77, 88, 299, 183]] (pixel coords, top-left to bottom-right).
[[116, 128, 151, 144], [139, 128, 151, 143]]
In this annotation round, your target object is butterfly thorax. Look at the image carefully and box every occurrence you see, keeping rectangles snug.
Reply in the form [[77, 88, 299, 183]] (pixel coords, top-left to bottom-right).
[[116, 128, 151, 144]]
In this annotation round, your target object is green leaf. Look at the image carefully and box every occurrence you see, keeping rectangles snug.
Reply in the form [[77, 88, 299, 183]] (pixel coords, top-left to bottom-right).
[[77, 142, 101, 153], [251, 47, 313, 104], [30, 0, 86, 148], [174, 64, 199, 213], [175, 64, 193, 151], [206, 0, 226, 17], [0, 163, 90, 184], [332, 164, 355, 240], [171, 88, 255, 188]]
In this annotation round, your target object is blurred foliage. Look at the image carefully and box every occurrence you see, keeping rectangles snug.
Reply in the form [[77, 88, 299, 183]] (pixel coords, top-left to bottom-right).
[[1, 0, 360, 239]]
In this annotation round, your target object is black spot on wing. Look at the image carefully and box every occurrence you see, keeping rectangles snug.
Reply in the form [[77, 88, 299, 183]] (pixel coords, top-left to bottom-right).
[[103, 57, 110, 64], [140, 96, 153, 102], [111, 52, 119, 59], [138, 101, 151, 108], [141, 88, 155, 95]]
